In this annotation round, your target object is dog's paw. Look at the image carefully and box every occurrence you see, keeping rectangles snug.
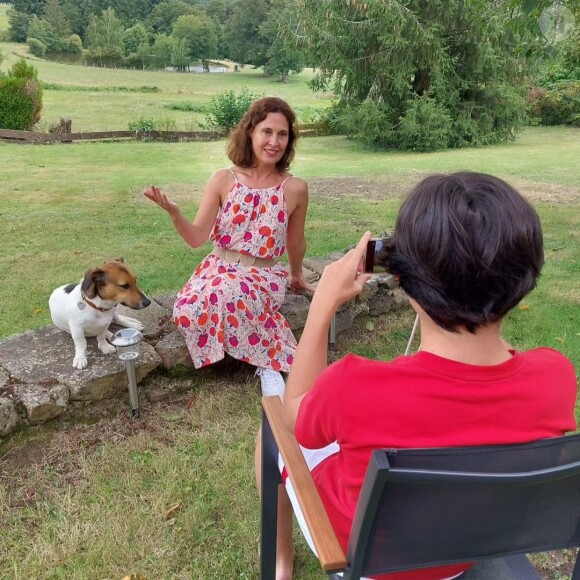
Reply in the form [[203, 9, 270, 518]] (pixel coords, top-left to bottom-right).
[[118, 316, 144, 330], [73, 354, 88, 370], [99, 342, 117, 355]]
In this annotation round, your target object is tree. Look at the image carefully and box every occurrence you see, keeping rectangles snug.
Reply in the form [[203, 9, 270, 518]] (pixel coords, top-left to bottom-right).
[[146, 0, 197, 35], [206, 0, 235, 59], [123, 22, 149, 55], [299, 0, 531, 150], [42, 0, 70, 38], [12, 0, 45, 16], [151, 33, 174, 68], [170, 35, 190, 71], [224, 0, 270, 67], [7, 7, 32, 41], [260, 0, 303, 82], [86, 8, 125, 67], [171, 12, 217, 65], [60, 0, 109, 38], [114, 0, 156, 27]]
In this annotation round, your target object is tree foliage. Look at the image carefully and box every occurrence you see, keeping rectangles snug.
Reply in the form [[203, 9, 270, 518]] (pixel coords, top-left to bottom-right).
[[86, 8, 125, 66], [299, 0, 531, 150], [0, 59, 43, 130], [171, 11, 217, 65], [224, 0, 270, 66], [202, 87, 262, 132], [261, 0, 304, 81]]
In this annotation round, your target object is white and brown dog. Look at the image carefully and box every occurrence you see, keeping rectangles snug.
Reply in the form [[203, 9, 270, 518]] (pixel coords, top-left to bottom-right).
[[49, 259, 151, 369]]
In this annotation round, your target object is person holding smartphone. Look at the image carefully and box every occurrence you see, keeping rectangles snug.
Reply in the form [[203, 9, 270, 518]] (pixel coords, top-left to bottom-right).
[[270, 172, 577, 580]]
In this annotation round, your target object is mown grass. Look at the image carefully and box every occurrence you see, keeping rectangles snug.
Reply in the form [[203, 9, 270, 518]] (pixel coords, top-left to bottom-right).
[[1, 127, 578, 367], [0, 5, 8, 32], [0, 41, 330, 131]]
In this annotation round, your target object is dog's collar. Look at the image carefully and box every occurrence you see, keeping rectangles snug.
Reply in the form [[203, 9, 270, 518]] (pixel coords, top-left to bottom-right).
[[80, 293, 113, 313]]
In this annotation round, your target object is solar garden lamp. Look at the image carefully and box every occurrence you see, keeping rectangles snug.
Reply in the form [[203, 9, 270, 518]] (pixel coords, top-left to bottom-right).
[[112, 328, 143, 419]]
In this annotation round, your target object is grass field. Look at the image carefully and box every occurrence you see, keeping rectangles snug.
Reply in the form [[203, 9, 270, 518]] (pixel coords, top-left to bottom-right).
[[1, 127, 578, 368], [0, 34, 579, 579], [0, 5, 8, 32], [0, 40, 330, 131]]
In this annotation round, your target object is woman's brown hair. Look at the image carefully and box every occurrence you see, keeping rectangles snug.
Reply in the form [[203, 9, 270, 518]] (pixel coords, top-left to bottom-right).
[[227, 97, 298, 172]]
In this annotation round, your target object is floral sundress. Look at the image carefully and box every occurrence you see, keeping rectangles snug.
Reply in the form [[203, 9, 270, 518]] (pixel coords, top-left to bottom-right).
[[173, 169, 297, 371]]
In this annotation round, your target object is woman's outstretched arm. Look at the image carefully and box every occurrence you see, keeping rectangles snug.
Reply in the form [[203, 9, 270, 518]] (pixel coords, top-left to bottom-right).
[[143, 169, 231, 249]]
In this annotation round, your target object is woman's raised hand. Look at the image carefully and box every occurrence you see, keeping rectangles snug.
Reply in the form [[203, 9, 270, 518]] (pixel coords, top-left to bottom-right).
[[143, 185, 180, 218], [313, 231, 373, 312]]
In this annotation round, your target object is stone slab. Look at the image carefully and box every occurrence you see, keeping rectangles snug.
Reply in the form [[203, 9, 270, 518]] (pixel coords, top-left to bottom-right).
[[0, 396, 20, 437], [13, 382, 69, 425], [154, 330, 194, 370], [0, 325, 162, 401]]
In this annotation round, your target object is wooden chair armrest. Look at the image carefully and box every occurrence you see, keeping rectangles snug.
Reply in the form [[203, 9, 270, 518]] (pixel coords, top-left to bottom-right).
[[262, 396, 347, 572]]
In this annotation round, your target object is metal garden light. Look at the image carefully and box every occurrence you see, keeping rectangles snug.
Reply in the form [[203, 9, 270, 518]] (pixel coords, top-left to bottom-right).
[[112, 328, 143, 418]]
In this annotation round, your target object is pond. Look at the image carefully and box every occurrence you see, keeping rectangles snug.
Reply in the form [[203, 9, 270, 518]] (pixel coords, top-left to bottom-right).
[[43, 54, 230, 73], [165, 65, 229, 73]]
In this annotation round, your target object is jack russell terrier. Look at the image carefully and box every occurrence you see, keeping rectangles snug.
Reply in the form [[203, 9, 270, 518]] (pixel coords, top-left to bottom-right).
[[49, 259, 151, 369]]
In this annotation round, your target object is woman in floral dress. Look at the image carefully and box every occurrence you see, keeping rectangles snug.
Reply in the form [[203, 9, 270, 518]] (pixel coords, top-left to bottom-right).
[[144, 97, 311, 396]]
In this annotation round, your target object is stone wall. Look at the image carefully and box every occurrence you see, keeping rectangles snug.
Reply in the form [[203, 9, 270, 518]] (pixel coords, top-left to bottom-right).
[[0, 256, 409, 439]]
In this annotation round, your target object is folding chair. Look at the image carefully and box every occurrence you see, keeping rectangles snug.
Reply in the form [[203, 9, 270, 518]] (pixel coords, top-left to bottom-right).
[[260, 395, 580, 580]]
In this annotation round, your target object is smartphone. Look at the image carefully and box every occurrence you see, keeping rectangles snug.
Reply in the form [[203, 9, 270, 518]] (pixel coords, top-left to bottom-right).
[[364, 238, 385, 273]]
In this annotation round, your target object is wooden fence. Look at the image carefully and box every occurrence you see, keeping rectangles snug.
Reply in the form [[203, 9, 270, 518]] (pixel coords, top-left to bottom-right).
[[0, 123, 327, 144]]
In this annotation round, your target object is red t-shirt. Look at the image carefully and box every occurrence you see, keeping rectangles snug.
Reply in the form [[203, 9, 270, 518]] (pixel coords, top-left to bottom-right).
[[295, 348, 577, 580]]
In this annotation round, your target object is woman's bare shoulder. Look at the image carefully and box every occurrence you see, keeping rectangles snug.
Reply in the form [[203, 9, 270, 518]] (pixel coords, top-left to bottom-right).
[[283, 174, 308, 196], [205, 167, 236, 191]]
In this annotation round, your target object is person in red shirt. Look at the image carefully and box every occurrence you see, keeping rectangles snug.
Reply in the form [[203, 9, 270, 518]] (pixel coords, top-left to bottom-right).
[[271, 172, 578, 580]]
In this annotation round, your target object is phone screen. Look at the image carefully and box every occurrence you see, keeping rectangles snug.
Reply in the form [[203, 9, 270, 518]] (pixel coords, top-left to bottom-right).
[[364, 239, 385, 273]]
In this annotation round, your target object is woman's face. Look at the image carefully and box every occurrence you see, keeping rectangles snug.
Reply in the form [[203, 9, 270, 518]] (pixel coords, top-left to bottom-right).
[[250, 112, 290, 167]]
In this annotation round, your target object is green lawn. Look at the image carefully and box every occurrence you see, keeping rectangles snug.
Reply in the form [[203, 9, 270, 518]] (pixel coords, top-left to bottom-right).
[[1, 127, 578, 373], [0, 41, 330, 131], [0, 5, 8, 32]]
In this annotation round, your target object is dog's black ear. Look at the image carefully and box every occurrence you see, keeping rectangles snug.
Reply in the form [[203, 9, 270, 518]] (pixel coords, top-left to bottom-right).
[[81, 268, 104, 299]]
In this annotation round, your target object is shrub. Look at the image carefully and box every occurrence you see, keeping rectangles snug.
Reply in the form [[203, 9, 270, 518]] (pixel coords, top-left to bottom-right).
[[10, 59, 39, 81], [128, 117, 156, 131], [63, 35, 83, 55], [323, 100, 397, 149], [27, 37, 47, 57], [527, 81, 580, 127], [398, 97, 452, 152], [202, 88, 261, 133], [0, 59, 43, 130], [0, 71, 43, 130], [165, 101, 207, 113]]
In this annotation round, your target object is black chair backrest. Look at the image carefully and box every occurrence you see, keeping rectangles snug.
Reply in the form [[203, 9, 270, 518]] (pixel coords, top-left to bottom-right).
[[345, 433, 580, 580]]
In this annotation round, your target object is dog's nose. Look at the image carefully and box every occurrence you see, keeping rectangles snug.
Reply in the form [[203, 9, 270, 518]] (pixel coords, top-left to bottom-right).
[[142, 296, 151, 308]]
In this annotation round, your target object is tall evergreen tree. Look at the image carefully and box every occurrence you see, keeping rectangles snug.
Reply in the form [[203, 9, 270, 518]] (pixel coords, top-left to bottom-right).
[[42, 0, 70, 37], [12, 0, 46, 16], [299, 0, 531, 150]]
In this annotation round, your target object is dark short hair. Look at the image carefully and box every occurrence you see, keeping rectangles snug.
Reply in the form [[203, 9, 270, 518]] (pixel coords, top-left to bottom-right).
[[227, 97, 298, 172], [383, 172, 544, 332]]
